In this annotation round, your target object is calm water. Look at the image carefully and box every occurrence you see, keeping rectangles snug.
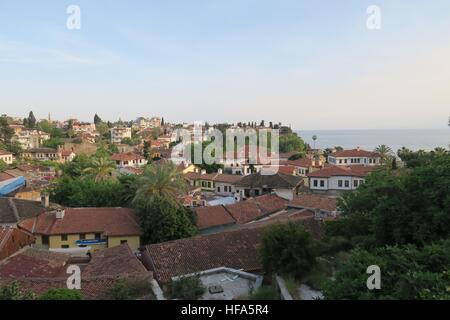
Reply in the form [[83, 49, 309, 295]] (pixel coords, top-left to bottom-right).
[[297, 129, 450, 152]]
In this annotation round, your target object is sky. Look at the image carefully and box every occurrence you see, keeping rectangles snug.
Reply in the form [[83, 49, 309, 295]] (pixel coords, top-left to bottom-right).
[[0, 0, 449, 130]]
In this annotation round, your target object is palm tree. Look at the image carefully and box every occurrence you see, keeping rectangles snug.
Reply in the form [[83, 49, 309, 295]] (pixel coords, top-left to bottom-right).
[[312, 135, 318, 150], [374, 145, 393, 164], [133, 161, 187, 205], [83, 156, 116, 182]]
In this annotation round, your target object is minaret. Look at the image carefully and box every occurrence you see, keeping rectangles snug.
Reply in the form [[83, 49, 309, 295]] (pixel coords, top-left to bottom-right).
[[48, 113, 51, 122]]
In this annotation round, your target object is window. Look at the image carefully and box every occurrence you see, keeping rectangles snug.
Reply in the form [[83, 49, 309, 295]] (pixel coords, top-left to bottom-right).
[[95, 233, 101, 239], [61, 235, 68, 241], [320, 180, 325, 187], [120, 240, 128, 244], [338, 180, 343, 187], [79, 234, 86, 240], [42, 235, 49, 246], [217, 187, 221, 192], [345, 180, 350, 188], [61, 245, 69, 249], [354, 180, 359, 187], [313, 180, 318, 187]]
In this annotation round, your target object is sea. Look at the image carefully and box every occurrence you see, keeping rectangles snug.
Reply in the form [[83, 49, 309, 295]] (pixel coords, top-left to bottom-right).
[[296, 129, 450, 152]]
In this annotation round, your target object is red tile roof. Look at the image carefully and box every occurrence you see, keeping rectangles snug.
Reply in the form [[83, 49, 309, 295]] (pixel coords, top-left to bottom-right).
[[0, 172, 15, 183], [307, 165, 376, 178], [330, 149, 379, 158], [19, 208, 142, 237], [0, 248, 69, 278], [224, 194, 288, 224], [60, 149, 74, 157], [277, 165, 297, 175], [0, 244, 151, 299], [194, 206, 235, 230], [111, 152, 145, 161], [0, 150, 13, 156], [143, 227, 264, 283], [289, 194, 338, 212], [0, 228, 35, 261], [143, 218, 324, 283]]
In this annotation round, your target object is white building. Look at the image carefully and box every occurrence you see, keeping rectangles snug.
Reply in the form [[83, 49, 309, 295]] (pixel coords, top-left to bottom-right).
[[13, 130, 50, 149], [328, 148, 381, 166], [110, 152, 147, 168], [0, 150, 14, 165], [307, 165, 376, 192], [110, 127, 132, 144]]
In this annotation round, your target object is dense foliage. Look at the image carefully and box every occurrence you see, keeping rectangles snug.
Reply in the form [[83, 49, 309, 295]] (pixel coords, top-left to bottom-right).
[[329, 153, 450, 248], [323, 240, 450, 300], [172, 276, 205, 300], [0, 282, 36, 300], [279, 133, 306, 153], [134, 195, 197, 244], [39, 288, 84, 300], [260, 223, 317, 278], [323, 151, 450, 299], [105, 279, 154, 300]]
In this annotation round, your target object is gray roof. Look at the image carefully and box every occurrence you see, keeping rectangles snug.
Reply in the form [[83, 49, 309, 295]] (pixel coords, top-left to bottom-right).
[[234, 172, 303, 189], [0, 198, 53, 224]]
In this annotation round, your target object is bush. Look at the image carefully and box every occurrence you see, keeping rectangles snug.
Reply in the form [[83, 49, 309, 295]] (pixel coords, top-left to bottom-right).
[[260, 222, 317, 278], [39, 288, 83, 300], [106, 279, 154, 300], [248, 286, 280, 300], [172, 276, 205, 300], [0, 282, 36, 300]]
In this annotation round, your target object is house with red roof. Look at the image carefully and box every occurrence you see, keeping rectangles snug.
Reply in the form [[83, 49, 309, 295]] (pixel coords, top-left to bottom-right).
[[18, 207, 142, 253], [111, 152, 148, 168], [328, 147, 381, 166], [0, 150, 14, 165]]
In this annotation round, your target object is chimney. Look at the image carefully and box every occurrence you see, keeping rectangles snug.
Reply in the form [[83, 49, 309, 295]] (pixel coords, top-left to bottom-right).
[[218, 168, 223, 174], [41, 193, 49, 208], [201, 169, 207, 175], [55, 209, 65, 220]]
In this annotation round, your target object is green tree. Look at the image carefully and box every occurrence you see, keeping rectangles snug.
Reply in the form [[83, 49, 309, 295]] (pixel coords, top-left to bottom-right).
[[94, 113, 102, 125], [143, 141, 150, 159], [26, 111, 36, 128], [134, 195, 197, 244], [172, 276, 205, 300], [105, 279, 154, 300], [96, 121, 109, 138], [39, 288, 83, 300], [0, 159, 8, 171], [327, 153, 450, 248], [0, 115, 14, 144], [279, 133, 306, 153], [133, 162, 187, 204], [260, 222, 317, 278], [83, 156, 116, 182], [323, 240, 450, 300], [0, 282, 36, 300], [37, 119, 54, 133], [374, 144, 394, 165]]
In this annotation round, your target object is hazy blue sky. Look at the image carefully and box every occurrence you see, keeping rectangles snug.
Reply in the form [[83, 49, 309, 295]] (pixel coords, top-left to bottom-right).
[[1, 0, 449, 129]]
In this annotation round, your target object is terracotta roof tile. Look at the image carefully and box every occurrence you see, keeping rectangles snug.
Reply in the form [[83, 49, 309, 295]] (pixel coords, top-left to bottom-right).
[[331, 149, 379, 158], [19, 208, 142, 237], [307, 165, 376, 178], [143, 218, 324, 283], [194, 206, 235, 230], [289, 194, 338, 212]]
